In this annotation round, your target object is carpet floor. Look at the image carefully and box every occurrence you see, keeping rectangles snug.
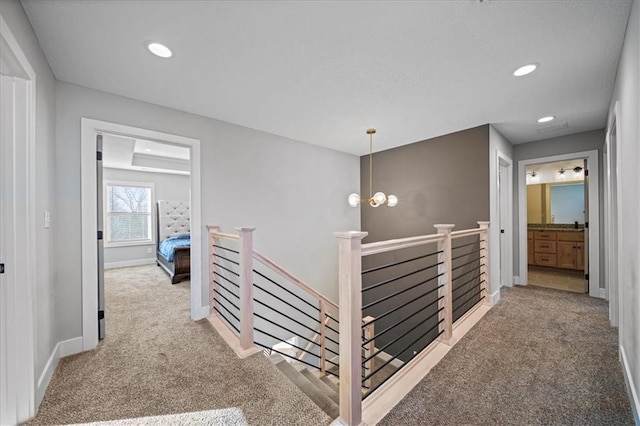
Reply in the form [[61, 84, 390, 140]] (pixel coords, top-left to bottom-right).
[[27, 265, 330, 426], [379, 285, 634, 425]]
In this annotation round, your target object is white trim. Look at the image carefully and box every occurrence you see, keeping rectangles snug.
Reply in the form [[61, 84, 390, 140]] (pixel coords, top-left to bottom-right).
[[81, 119, 204, 352], [496, 151, 514, 289], [488, 288, 501, 305], [105, 258, 156, 270], [35, 337, 82, 407], [0, 14, 37, 424], [620, 345, 640, 424], [517, 150, 601, 297], [604, 101, 621, 327]]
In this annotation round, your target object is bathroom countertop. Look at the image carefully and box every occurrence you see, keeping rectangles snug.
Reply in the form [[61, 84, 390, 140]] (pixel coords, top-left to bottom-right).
[[527, 227, 585, 232]]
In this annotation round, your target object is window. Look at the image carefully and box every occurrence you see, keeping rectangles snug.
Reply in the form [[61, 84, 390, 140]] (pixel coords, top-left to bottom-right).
[[105, 181, 154, 247]]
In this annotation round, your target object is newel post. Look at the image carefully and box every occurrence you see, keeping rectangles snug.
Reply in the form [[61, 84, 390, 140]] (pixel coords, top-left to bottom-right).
[[236, 227, 257, 354], [334, 231, 368, 426], [477, 221, 491, 306], [434, 224, 455, 345]]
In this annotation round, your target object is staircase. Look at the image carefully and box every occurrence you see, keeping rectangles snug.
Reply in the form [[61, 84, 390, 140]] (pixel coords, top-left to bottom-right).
[[268, 353, 340, 418]]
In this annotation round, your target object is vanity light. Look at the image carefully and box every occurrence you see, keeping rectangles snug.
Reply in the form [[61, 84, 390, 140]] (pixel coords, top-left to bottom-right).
[[513, 63, 538, 77], [573, 166, 583, 178], [147, 42, 172, 58], [537, 116, 555, 123], [558, 168, 566, 179]]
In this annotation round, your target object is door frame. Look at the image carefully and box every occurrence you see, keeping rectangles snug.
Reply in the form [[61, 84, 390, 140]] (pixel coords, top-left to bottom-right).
[[497, 151, 514, 288], [0, 14, 37, 423], [517, 150, 601, 297], [80, 118, 204, 351], [604, 101, 621, 327]]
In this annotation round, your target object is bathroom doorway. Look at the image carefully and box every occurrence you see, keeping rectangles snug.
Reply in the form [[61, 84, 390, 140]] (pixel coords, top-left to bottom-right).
[[517, 150, 600, 297], [525, 159, 587, 293]]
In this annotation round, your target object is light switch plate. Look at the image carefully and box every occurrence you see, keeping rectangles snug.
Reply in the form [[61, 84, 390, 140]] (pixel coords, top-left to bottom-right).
[[44, 211, 51, 228]]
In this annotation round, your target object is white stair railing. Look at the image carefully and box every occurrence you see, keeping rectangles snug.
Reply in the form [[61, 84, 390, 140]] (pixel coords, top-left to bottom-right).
[[334, 222, 492, 426]]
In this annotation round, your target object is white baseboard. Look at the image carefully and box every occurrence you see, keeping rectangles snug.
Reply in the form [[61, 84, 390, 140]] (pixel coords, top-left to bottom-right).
[[192, 305, 210, 321], [105, 258, 155, 270], [620, 345, 640, 425], [598, 288, 607, 299], [36, 337, 83, 407], [489, 289, 501, 305]]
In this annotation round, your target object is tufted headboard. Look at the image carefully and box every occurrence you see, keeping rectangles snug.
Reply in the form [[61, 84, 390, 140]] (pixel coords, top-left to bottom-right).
[[157, 200, 190, 243]]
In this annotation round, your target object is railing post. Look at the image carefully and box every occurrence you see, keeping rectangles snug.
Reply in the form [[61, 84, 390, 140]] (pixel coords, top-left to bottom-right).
[[319, 301, 327, 375], [207, 225, 221, 316], [362, 316, 375, 389], [334, 231, 368, 426], [434, 224, 455, 345], [477, 221, 491, 306], [236, 227, 257, 355]]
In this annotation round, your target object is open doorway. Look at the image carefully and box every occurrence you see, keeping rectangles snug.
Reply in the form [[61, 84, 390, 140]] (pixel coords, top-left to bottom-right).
[[517, 150, 600, 297], [98, 134, 192, 340], [81, 119, 203, 351], [525, 159, 587, 293]]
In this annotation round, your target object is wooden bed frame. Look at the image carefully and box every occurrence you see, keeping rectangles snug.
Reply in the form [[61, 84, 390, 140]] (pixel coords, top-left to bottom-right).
[[156, 200, 191, 284]]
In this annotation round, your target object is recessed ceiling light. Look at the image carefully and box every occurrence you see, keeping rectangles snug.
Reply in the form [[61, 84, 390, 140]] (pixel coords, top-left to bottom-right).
[[145, 148, 152, 152], [513, 63, 538, 77], [147, 42, 172, 58], [537, 115, 555, 123]]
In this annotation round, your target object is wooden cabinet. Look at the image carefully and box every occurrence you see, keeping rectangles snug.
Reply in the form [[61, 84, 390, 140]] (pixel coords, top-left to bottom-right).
[[528, 229, 584, 270]]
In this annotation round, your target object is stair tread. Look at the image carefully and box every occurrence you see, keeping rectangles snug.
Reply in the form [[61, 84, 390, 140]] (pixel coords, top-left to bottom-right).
[[270, 355, 339, 418], [301, 369, 339, 404], [320, 375, 340, 394]]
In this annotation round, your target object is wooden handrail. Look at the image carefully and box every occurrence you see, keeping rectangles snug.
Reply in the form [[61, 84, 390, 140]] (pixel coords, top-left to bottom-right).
[[451, 228, 483, 239], [362, 233, 445, 256], [253, 251, 338, 311]]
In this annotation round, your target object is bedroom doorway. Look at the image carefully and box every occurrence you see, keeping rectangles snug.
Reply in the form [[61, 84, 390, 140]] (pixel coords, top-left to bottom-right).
[[81, 119, 203, 350], [98, 133, 192, 339]]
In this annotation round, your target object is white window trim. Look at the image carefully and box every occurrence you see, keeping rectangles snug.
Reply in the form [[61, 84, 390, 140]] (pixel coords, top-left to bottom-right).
[[104, 180, 155, 248]]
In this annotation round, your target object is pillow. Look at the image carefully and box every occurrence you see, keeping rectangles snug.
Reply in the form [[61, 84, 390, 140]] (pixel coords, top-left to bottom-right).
[[167, 232, 190, 240]]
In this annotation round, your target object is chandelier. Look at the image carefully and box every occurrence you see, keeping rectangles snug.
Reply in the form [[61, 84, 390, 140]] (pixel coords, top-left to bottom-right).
[[348, 129, 398, 208]]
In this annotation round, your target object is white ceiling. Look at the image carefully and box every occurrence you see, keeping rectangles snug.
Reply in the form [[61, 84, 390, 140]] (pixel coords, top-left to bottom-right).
[[21, 0, 632, 155], [102, 134, 190, 175]]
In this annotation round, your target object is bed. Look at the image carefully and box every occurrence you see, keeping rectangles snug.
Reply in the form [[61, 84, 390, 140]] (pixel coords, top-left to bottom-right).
[[156, 200, 191, 284]]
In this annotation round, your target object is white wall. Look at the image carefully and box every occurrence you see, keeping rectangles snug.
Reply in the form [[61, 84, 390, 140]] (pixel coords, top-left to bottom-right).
[[608, 0, 640, 420], [0, 0, 59, 407], [55, 81, 360, 341], [102, 168, 190, 268], [512, 129, 605, 287], [489, 126, 514, 295]]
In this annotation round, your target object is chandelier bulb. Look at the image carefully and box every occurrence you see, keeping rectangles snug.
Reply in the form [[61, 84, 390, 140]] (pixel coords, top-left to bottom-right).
[[387, 195, 398, 207], [348, 193, 361, 207]]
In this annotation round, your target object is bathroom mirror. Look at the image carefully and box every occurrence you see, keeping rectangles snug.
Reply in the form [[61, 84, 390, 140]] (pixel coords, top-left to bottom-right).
[[527, 182, 585, 224]]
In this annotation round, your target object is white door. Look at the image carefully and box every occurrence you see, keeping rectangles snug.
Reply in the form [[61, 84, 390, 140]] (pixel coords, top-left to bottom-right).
[[498, 156, 513, 288], [0, 74, 19, 426], [0, 19, 37, 424]]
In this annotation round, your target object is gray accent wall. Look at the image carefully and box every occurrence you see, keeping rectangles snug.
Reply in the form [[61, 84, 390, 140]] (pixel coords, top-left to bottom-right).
[[360, 125, 490, 242], [55, 81, 360, 342], [102, 168, 190, 267], [358, 125, 490, 361], [1, 0, 58, 402], [512, 129, 605, 288]]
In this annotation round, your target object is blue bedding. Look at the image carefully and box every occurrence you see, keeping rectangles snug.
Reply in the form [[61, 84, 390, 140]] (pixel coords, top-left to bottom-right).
[[159, 233, 191, 262]]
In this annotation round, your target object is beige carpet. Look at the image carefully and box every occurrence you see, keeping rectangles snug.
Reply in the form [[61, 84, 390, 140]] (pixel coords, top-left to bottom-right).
[[379, 285, 634, 425], [28, 265, 330, 426]]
